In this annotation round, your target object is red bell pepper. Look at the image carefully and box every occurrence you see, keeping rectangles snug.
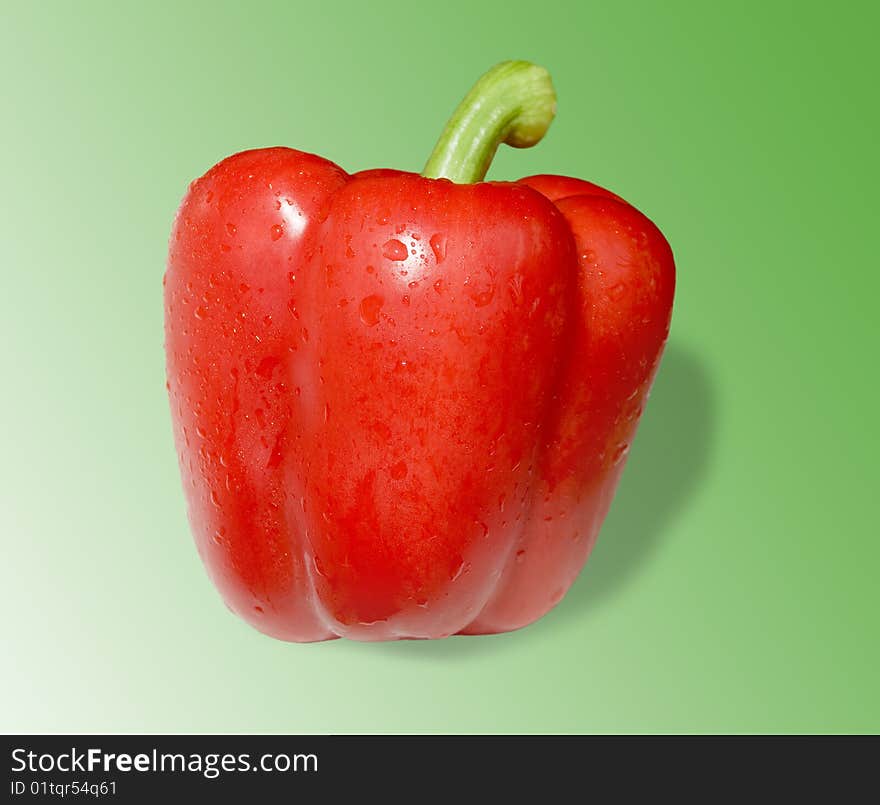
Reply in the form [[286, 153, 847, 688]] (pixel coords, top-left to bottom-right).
[[164, 61, 675, 641]]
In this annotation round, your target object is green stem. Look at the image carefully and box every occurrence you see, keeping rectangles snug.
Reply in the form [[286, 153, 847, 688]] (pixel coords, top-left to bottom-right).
[[422, 61, 557, 184]]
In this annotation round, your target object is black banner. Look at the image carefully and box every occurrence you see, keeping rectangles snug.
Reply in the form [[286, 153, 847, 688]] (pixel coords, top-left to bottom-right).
[[2, 734, 876, 800]]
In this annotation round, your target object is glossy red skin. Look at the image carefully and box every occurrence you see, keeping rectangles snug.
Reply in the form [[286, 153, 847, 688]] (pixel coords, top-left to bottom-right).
[[164, 148, 674, 641]]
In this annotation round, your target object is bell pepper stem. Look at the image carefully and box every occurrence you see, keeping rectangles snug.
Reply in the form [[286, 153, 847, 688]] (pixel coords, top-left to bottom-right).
[[422, 61, 557, 184]]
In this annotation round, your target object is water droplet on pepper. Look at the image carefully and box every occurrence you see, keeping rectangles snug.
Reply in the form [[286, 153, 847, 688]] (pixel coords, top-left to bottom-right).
[[429, 233, 447, 263], [382, 239, 408, 261], [359, 294, 384, 326]]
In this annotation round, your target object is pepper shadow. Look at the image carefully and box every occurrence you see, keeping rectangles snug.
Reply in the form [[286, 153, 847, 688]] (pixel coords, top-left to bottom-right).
[[555, 340, 715, 619], [368, 340, 714, 658]]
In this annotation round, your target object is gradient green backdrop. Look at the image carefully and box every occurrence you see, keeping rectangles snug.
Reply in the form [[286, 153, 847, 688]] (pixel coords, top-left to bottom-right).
[[2, 1, 877, 733]]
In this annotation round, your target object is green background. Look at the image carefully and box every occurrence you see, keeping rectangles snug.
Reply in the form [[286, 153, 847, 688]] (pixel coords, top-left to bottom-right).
[[2, 0, 877, 733]]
